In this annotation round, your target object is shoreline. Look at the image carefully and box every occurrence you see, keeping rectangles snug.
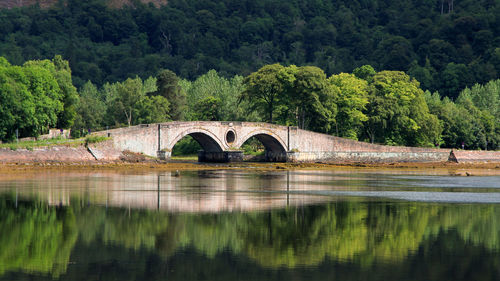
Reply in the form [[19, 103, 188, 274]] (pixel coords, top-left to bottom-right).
[[1, 159, 499, 175]]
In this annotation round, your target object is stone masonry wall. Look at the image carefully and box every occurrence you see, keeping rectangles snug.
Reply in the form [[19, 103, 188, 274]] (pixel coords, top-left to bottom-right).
[[449, 150, 500, 163], [0, 146, 95, 163], [94, 124, 159, 157]]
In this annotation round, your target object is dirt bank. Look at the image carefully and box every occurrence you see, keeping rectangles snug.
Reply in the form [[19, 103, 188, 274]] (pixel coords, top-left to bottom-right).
[[1, 159, 499, 176], [1, 143, 499, 175]]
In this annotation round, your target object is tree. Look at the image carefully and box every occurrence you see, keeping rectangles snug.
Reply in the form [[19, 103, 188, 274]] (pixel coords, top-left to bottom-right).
[[155, 69, 186, 120], [22, 60, 64, 136], [192, 96, 222, 121], [0, 61, 34, 141], [289, 66, 336, 132], [73, 81, 106, 133], [51, 55, 79, 129], [107, 77, 144, 127], [329, 73, 369, 139], [134, 95, 170, 124], [0, 56, 77, 140], [364, 71, 441, 146], [180, 70, 249, 121], [407, 59, 436, 91], [439, 63, 472, 99], [375, 36, 416, 71], [353, 65, 376, 83], [104, 76, 170, 127], [240, 64, 289, 123], [456, 91, 497, 150]]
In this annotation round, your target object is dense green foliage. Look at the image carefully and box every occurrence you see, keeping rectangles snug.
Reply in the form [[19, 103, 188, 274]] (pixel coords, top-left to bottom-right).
[[0, 56, 77, 141], [425, 84, 499, 149], [71, 75, 170, 137], [0, 0, 498, 97], [240, 64, 491, 148], [1, 53, 498, 149]]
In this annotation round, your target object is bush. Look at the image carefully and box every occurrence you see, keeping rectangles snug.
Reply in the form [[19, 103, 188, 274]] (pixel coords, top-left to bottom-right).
[[84, 135, 109, 146]]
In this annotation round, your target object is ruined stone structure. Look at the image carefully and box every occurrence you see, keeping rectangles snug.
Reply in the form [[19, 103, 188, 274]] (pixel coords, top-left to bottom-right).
[[93, 121, 453, 163]]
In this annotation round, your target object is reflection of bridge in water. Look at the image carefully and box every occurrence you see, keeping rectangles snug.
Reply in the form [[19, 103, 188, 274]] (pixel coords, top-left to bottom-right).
[[1, 170, 352, 212]]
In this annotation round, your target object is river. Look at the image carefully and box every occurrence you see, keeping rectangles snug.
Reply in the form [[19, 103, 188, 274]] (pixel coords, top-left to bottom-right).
[[0, 168, 499, 281]]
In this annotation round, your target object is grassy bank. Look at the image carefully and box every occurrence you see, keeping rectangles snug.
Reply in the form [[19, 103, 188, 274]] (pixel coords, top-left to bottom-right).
[[0, 135, 110, 151], [0, 138, 85, 150]]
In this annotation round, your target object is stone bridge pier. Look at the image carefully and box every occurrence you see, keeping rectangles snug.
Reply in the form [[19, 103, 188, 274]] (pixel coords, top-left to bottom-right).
[[94, 121, 453, 163]]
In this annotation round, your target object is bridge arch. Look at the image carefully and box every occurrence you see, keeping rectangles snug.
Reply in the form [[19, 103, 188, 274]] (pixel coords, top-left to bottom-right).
[[236, 130, 287, 154], [167, 128, 225, 153]]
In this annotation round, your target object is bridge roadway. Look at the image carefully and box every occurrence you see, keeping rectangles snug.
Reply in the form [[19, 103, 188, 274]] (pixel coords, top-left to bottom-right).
[[92, 121, 451, 163]]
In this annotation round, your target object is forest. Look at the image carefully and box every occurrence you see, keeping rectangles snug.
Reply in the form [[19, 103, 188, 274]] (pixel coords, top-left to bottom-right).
[[0, 0, 499, 95], [0, 0, 499, 149]]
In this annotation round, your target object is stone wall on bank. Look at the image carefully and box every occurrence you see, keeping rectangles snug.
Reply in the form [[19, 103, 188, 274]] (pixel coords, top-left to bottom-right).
[[0, 146, 96, 163], [287, 151, 451, 163], [287, 128, 451, 162], [449, 150, 500, 163], [93, 124, 159, 157]]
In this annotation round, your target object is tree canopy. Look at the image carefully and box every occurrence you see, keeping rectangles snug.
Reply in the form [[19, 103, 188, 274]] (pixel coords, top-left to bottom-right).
[[0, 56, 76, 140], [0, 0, 498, 98]]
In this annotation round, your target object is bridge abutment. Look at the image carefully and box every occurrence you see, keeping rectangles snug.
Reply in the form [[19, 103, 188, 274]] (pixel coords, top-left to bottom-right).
[[265, 151, 288, 162], [157, 150, 170, 160], [198, 150, 244, 162]]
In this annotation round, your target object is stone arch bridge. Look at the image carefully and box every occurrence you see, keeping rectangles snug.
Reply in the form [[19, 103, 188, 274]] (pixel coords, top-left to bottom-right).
[[92, 121, 451, 163]]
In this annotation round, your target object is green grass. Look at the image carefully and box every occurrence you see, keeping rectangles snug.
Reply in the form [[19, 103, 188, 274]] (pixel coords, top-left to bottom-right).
[[0, 135, 111, 151], [84, 135, 110, 146], [0, 137, 85, 150], [170, 155, 198, 161]]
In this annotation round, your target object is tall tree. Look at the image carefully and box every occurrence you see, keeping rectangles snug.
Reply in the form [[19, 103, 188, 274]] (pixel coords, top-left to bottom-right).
[[107, 77, 144, 127], [73, 81, 106, 134], [240, 64, 290, 123], [51, 55, 79, 129], [155, 69, 186, 120], [329, 73, 369, 139], [289, 66, 336, 131], [0, 59, 34, 141], [364, 71, 441, 146]]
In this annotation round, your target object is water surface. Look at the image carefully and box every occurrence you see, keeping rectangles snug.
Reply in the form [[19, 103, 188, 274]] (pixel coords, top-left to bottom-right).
[[0, 169, 499, 281]]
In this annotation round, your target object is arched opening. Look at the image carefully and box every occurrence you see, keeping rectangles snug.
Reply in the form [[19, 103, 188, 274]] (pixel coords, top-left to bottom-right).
[[225, 130, 236, 144], [171, 135, 201, 160], [240, 134, 287, 162], [171, 132, 223, 161]]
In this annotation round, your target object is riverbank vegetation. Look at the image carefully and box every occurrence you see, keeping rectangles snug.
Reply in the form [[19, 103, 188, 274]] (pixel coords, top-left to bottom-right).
[[1, 55, 499, 150], [0, 137, 84, 151]]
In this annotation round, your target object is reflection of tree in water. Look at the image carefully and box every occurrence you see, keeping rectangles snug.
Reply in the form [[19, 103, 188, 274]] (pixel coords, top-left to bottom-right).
[[2, 195, 500, 279], [163, 203, 500, 268], [0, 193, 77, 278], [72, 204, 169, 250], [189, 202, 428, 267]]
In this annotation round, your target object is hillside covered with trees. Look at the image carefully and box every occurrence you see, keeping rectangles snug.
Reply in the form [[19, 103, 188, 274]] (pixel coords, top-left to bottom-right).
[[0, 0, 499, 96]]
